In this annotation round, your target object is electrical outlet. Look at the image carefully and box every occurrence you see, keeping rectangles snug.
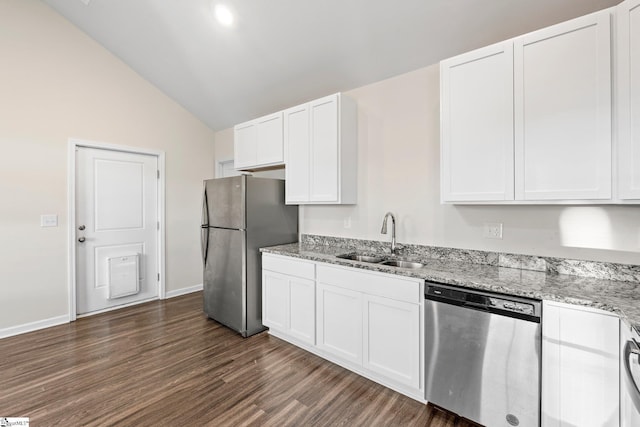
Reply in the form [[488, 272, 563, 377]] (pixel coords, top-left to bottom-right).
[[343, 216, 351, 229], [483, 223, 503, 239]]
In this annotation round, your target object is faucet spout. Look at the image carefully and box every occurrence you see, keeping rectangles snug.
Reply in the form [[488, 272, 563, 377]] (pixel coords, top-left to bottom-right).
[[380, 212, 397, 255]]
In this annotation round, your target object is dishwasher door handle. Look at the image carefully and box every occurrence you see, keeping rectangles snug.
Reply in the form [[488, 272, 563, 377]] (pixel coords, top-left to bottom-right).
[[464, 301, 489, 311]]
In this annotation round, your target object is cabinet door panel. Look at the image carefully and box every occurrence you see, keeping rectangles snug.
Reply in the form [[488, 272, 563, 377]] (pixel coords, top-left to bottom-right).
[[309, 95, 339, 202], [363, 295, 420, 389], [262, 271, 289, 331], [234, 122, 257, 169], [441, 42, 514, 202], [289, 277, 315, 345], [256, 112, 283, 166], [542, 301, 619, 427], [316, 283, 362, 364], [515, 11, 612, 200], [284, 104, 310, 203], [618, 0, 640, 200]]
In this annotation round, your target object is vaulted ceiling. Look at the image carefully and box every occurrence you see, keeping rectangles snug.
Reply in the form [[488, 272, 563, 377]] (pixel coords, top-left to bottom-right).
[[43, 0, 620, 131]]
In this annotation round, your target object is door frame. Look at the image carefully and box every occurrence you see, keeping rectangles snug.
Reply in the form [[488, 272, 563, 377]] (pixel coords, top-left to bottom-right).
[[216, 157, 238, 178], [67, 138, 166, 321]]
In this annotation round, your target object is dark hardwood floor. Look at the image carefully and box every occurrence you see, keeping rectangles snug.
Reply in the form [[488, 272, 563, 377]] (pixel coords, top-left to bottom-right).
[[0, 292, 479, 426]]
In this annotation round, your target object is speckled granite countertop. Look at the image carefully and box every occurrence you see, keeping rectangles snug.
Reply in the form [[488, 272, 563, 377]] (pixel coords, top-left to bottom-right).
[[261, 243, 640, 332]]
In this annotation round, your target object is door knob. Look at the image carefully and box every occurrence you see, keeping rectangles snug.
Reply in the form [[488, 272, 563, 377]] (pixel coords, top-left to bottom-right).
[[78, 225, 85, 230], [78, 237, 86, 243]]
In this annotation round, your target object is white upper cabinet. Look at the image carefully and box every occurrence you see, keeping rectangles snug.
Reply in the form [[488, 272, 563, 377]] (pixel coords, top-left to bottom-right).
[[440, 41, 514, 202], [617, 0, 640, 200], [284, 103, 310, 203], [234, 121, 257, 170], [234, 112, 284, 170], [285, 93, 357, 205], [515, 10, 612, 201], [441, 8, 620, 204]]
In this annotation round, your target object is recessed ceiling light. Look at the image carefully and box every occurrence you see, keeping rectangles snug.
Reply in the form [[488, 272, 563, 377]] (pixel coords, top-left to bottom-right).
[[212, 3, 234, 27], [79, 0, 91, 4]]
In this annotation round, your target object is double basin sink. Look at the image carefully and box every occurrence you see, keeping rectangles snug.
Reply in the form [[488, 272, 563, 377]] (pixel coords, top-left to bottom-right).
[[336, 252, 424, 269]]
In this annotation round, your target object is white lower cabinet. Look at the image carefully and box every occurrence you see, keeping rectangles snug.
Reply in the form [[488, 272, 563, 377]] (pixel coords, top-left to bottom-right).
[[288, 277, 315, 344], [363, 294, 420, 389], [262, 255, 316, 346], [316, 282, 421, 390], [262, 254, 424, 401], [262, 271, 289, 331], [542, 300, 620, 427], [316, 282, 363, 365]]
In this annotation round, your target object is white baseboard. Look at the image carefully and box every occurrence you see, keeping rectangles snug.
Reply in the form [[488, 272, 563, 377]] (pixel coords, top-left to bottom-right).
[[1, 286, 203, 340], [0, 315, 69, 340], [165, 283, 203, 299]]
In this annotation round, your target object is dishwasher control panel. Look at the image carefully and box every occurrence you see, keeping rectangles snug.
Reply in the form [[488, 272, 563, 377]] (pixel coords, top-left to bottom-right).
[[425, 283, 541, 322], [489, 298, 535, 316]]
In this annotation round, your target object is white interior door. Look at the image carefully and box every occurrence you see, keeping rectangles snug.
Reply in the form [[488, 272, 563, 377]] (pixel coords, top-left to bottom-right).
[[76, 146, 159, 315]]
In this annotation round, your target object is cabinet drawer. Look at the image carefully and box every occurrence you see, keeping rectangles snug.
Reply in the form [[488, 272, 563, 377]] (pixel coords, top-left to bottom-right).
[[262, 254, 315, 280], [316, 264, 422, 304]]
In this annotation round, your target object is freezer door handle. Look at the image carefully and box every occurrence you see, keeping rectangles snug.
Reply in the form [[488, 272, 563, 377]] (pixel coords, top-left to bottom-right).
[[201, 184, 209, 265]]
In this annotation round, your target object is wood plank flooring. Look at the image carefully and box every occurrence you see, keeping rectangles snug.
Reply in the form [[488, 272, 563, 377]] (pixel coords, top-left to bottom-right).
[[0, 292, 479, 426]]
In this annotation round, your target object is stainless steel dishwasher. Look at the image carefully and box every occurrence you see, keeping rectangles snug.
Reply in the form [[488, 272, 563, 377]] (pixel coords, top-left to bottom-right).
[[425, 282, 541, 427]]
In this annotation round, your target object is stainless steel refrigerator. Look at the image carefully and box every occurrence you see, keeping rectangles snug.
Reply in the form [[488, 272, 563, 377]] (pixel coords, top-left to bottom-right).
[[201, 175, 298, 337]]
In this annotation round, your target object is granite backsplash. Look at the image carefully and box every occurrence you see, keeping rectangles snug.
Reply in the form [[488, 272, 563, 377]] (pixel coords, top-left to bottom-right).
[[300, 234, 640, 283]]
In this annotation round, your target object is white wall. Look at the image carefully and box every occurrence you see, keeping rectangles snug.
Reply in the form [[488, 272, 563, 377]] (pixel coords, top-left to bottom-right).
[[0, 0, 216, 330], [215, 65, 640, 264]]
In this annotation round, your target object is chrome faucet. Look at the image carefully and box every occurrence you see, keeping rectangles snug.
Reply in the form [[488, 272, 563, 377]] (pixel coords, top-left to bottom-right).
[[380, 212, 397, 255]]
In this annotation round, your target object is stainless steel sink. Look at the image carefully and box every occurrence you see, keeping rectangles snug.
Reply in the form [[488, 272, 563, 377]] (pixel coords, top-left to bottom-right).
[[336, 253, 425, 269], [380, 259, 424, 269], [336, 253, 385, 263]]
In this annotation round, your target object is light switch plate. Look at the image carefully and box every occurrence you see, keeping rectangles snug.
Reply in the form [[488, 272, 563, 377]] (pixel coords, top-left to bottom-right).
[[41, 214, 58, 227]]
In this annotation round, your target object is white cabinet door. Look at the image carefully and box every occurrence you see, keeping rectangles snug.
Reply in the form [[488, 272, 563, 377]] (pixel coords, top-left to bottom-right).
[[284, 103, 310, 203], [316, 282, 363, 365], [234, 112, 284, 170], [288, 276, 315, 345], [617, 0, 640, 200], [234, 122, 257, 169], [262, 266, 315, 346], [284, 93, 357, 205], [256, 112, 284, 166], [309, 94, 340, 203], [515, 10, 612, 201], [262, 271, 289, 331], [441, 41, 514, 202], [363, 294, 420, 389], [542, 301, 619, 427]]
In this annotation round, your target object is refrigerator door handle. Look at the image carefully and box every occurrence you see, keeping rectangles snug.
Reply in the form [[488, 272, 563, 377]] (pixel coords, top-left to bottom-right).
[[201, 185, 209, 265]]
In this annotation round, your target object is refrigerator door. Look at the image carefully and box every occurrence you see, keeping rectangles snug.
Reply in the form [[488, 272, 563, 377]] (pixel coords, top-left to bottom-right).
[[244, 177, 298, 336], [204, 176, 246, 230], [203, 227, 245, 334]]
